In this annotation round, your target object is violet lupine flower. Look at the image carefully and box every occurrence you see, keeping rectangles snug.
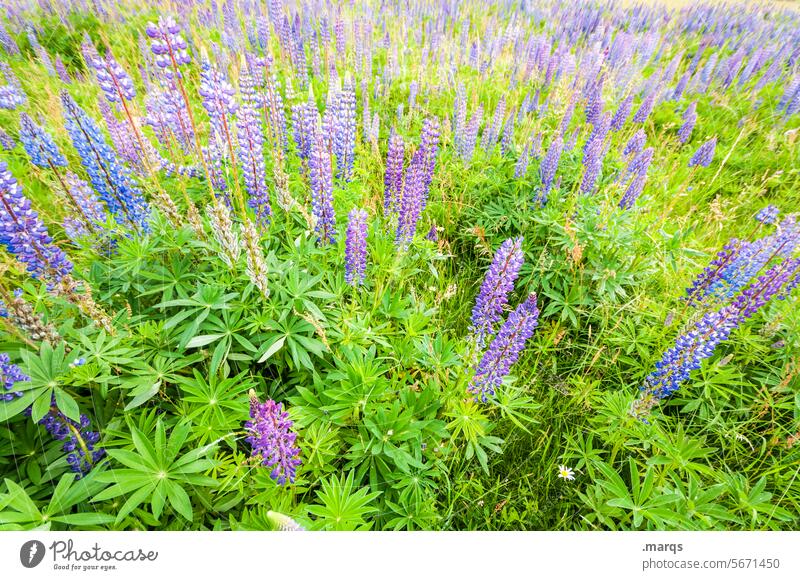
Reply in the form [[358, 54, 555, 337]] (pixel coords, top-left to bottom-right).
[[146, 17, 191, 78], [619, 173, 647, 210], [689, 137, 716, 167], [461, 105, 483, 162], [514, 142, 530, 179], [332, 79, 357, 182], [18, 112, 67, 168], [426, 223, 438, 242], [145, 81, 194, 153], [584, 76, 604, 127], [468, 293, 540, 403], [755, 205, 779, 225], [580, 136, 604, 195], [0, 162, 73, 283], [610, 94, 633, 132], [60, 91, 150, 231], [470, 236, 525, 349], [61, 172, 109, 242], [624, 147, 654, 183], [420, 117, 440, 200], [481, 97, 506, 152], [345, 208, 368, 286], [199, 59, 238, 133], [559, 94, 576, 135], [633, 257, 800, 418], [623, 129, 646, 157], [678, 101, 697, 144], [55, 55, 70, 83], [37, 401, 105, 477], [383, 128, 404, 215], [0, 83, 25, 110], [536, 134, 563, 206], [1, 353, 28, 402], [91, 52, 136, 103], [632, 90, 657, 124], [395, 148, 425, 248], [245, 394, 302, 485], [237, 77, 270, 223], [308, 130, 336, 246], [500, 113, 515, 156], [0, 128, 14, 151]]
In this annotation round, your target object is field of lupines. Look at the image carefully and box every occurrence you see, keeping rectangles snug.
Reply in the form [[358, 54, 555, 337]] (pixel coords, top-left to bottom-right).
[[0, 0, 798, 532]]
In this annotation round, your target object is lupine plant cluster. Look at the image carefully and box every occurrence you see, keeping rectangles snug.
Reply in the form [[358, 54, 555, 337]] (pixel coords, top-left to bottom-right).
[[0, 0, 798, 532]]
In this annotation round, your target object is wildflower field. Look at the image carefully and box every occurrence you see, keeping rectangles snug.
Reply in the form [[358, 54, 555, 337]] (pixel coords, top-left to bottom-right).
[[0, 0, 799, 532]]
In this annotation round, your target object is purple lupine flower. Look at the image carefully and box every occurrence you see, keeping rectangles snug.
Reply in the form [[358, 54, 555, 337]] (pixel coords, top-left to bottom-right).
[[146, 17, 191, 78], [580, 136, 604, 195], [62, 172, 110, 242], [461, 105, 483, 162], [0, 22, 19, 56], [632, 90, 657, 124], [623, 128, 646, 157], [559, 94, 576, 135], [514, 142, 530, 179], [199, 58, 238, 132], [308, 130, 336, 246], [537, 134, 563, 206], [619, 169, 649, 210], [383, 128, 404, 215], [18, 112, 67, 168], [60, 91, 150, 231], [332, 78, 357, 182], [672, 72, 690, 101], [0, 162, 73, 283], [0, 352, 28, 401], [0, 129, 14, 151], [470, 236, 525, 349], [584, 76, 604, 127], [37, 401, 105, 477], [0, 82, 25, 110], [453, 84, 467, 153], [426, 223, 438, 242], [678, 101, 697, 144], [610, 94, 633, 132], [237, 72, 270, 223], [624, 147, 654, 182], [91, 52, 136, 103], [689, 137, 716, 167], [395, 148, 425, 248], [500, 112, 515, 156], [634, 257, 800, 417], [419, 116, 440, 202], [481, 97, 506, 152], [54, 55, 71, 83], [755, 205, 779, 225], [468, 293, 539, 402], [245, 394, 302, 485], [345, 208, 368, 286]]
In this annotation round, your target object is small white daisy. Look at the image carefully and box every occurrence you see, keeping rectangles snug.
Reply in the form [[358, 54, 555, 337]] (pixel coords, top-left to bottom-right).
[[557, 465, 575, 481]]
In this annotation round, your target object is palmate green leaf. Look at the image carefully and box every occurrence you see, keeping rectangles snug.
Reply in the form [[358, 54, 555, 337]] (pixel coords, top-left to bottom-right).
[[307, 471, 381, 531], [92, 419, 218, 524]]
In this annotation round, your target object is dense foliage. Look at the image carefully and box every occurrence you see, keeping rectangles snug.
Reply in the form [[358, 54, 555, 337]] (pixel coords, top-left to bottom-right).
[[0, 0, 799, 531]]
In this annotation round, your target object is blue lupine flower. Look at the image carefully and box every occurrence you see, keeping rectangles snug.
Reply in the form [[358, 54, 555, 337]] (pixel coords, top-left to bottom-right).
[[0, 162, 73, 283], [470, 237, 525, 349], [60, 91, 150, 231], [469, 293, 539, 402], [18, 112, 67, 168], [345, 208, 368, 286]]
